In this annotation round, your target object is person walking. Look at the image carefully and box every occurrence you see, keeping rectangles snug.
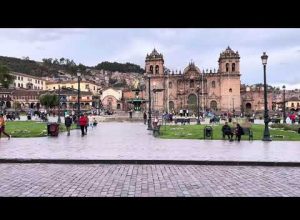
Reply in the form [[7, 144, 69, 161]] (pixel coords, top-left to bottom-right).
[[143, 111, 147, 125], [0, 114, 11, 139], [79, 114, 87, 136], [84, 113, 89, 134], [64, 115, 72, 136]]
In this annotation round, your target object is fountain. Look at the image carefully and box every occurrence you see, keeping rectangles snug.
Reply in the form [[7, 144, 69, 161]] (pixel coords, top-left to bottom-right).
[[127, 79, 147, 114]]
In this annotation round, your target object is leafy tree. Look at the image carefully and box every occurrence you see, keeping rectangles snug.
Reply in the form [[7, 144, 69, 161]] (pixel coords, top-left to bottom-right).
[[0, 64, 15, 88], [39, 93, 59, 111], [95, 61, 144, 73]]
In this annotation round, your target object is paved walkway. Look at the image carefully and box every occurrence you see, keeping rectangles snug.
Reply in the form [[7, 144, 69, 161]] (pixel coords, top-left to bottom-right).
[[0, 122, 299, 163], [0, 163, 299, 197]]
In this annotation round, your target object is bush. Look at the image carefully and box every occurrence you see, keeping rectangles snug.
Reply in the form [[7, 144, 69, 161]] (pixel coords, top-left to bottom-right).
[[270, 123, 300, 132]]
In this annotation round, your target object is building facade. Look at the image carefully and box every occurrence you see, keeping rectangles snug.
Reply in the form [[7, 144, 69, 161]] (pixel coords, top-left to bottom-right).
[[144, 47, 242, 114], [46, 80, 101, 95], [11, 72, 47, 90]]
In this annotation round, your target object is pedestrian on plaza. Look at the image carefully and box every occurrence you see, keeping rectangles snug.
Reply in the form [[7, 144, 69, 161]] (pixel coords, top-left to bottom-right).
[[129, 109, 133, 119], [64, 115, 72, 136], [79, 114, 87, 136], [0, 114, 11, 140], [234, 123, 244, 142], [143, 111, 147, 124], [92, 118, 98, 127], [84, 113, 89, 134]]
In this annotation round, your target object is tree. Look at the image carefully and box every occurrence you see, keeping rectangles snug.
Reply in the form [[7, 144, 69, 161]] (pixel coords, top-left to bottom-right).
[[0, 64, 15, 88], [39, 93, 59, 111]]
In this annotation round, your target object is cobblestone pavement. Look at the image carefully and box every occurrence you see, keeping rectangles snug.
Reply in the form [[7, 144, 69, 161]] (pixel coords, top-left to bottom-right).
[[0, 122, 300, 162], [0, 163, 299, 197]]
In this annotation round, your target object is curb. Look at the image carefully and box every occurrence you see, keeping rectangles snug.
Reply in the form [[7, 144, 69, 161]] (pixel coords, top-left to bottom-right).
[[0, 159, 300, 167]]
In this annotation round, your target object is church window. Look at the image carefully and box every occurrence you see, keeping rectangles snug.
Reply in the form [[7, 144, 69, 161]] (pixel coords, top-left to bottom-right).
[[232, 63, 235, 72], [169, 82, 172, 89], [190, 80, 194, 88], [150, 65, 153, 74], [155, 65, 159, 74], [212, 81, 216, 88], [226, 63, 229, 72]]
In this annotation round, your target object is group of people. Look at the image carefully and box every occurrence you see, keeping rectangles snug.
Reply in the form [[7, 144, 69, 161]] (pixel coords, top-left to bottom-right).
[[222, 122, 244, 142], [65, 113, 98, 136]]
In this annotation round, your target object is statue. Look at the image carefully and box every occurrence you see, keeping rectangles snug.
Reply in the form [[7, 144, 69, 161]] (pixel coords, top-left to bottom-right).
[[133, 79, 140, 89]]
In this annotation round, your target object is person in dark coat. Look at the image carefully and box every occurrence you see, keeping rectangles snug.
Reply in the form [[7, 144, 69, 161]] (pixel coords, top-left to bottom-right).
[[64, 115, 72, 136], [222, 122, 233, 141], [234, 123, 244, 142], [143, 112, 147, 125]]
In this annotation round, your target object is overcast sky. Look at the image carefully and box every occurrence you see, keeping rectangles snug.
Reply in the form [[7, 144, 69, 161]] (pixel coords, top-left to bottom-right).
[[0, 28, 299, 89]]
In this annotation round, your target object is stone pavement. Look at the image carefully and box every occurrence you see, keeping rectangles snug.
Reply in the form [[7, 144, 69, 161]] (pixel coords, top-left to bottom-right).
[[0, 163, 299, 197], [0, 122, 299, 163]]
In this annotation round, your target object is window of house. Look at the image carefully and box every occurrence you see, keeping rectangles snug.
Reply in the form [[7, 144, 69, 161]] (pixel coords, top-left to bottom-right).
[[71, 85, 74, 89], [86, 84, 89, 89], [229, 88, 232, 93], [291, 103, 294, 107], [53, 87, 55, 90], [21, 77, 23, 81]]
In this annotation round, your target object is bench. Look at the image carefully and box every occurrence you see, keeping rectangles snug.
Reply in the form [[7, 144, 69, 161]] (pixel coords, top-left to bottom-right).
[[174, 118, 190, 125], [222, 127, 253, 141], [242, 127, 253, 141], [153, 125, 161, 137]]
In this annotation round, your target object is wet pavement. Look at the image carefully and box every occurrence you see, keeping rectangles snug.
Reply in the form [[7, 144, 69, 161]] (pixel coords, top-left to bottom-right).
[[0, 122, 299, 163], [0, 163, 299, 197]]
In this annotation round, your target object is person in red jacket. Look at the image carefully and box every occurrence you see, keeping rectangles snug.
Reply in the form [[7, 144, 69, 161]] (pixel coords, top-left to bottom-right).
[[79, 113, 87, 136]]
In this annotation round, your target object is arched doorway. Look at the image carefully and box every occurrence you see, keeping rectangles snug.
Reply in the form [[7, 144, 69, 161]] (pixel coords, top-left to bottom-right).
[[246, 103, 252, 110], [6, 101, 11, 108], [187, 94, 197, 113], [210, 100, 217, 111], [169, 101, 175, 112], [30, 103, 35, 108]]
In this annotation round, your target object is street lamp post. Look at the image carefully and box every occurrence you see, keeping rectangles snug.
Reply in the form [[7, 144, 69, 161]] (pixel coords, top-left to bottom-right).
[[261, 52, 272, 141], [196, 85, 200, 124], [77, 71, 81, 128], [57, 84, 61, 123], [282, 85, 286, 123], [147, 73, 152, 130]]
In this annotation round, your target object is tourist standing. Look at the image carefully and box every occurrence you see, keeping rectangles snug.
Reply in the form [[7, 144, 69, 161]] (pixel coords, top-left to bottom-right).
[[64, 115, 72, 136], [79, 114, 87, 136], [143, 111, 147, 124], [0, 114, 11, 139], [129, 109, 133, 119], [84, 113, 89, 134]]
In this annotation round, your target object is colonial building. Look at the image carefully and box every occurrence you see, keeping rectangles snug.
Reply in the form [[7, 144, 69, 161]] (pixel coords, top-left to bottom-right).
[[240, 84, 273, 115], [11, 72, 47, 90], [144, 47, 242, 114], [46, 80, 101, 95], [101, 88, 123, 111]]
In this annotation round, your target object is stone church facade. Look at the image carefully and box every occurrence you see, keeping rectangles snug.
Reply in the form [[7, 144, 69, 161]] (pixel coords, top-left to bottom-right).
[[144, 47, 242, 114]]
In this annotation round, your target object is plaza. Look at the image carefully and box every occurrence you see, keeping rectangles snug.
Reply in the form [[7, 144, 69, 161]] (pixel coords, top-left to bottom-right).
[[0, 122, 300, 197]]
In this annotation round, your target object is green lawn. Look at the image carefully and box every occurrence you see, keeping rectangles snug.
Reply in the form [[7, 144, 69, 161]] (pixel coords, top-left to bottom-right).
[[159, 124, 300, 141], [4, 121, 77, 138]]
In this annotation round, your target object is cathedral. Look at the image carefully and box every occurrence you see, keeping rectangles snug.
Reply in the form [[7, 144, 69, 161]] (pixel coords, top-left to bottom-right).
[[144, 47, 242, 114]]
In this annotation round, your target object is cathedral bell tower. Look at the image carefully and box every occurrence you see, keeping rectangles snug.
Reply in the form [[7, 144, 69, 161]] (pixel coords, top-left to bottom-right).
[[218, 46, 241, 112], [145, 48, 164, 75]]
